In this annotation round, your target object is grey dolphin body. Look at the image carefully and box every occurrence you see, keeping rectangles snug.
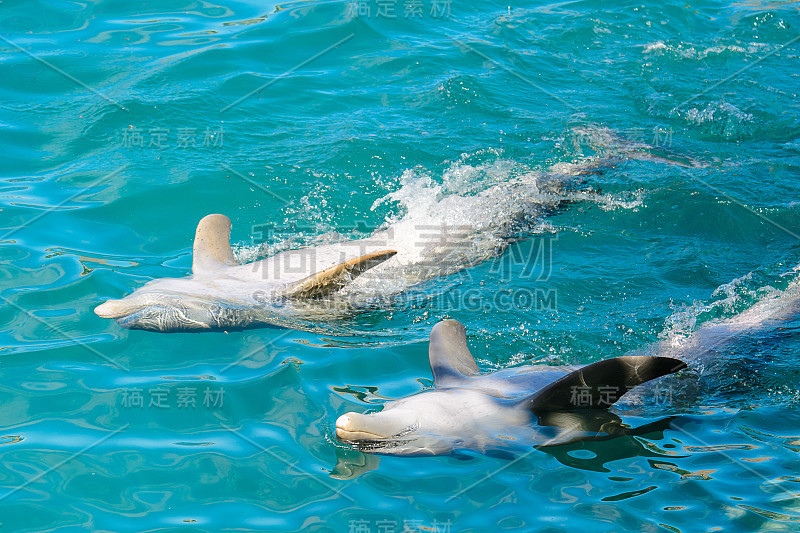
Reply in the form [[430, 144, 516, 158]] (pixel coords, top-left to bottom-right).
[[95, 214, 398, 332], [335, 320, 686, 456], [336, 275, 800, 457], [94, 135, 696, 333]]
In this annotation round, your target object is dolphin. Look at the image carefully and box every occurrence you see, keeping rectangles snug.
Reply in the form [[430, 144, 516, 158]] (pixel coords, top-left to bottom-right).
[[95, 130, 697, 332], [95, 214, 398, 332], [335, 319, 686, 456], [335, 271, 800, 458], [93, 166, 582, 333]]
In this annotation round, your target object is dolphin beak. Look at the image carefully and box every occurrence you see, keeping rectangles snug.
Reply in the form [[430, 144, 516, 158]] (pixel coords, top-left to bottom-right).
[[335, 413, 386, 441], [94, 299, 131, 319], [335, 412, 415, 442], [336, 414, 361, 440]]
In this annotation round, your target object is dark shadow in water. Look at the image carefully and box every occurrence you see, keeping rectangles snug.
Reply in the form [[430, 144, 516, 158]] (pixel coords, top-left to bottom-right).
[[535, 411, 683, 472]]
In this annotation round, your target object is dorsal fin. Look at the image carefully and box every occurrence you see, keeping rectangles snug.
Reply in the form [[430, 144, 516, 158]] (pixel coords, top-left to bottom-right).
[[192, 214, 237, 275], [428, 319, 480, 386], [281, 250, 397, 299], [527, 356, 686, 418]]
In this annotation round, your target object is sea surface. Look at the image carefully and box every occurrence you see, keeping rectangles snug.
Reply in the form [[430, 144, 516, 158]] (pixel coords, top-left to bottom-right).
[[2, 0, 800, 531]]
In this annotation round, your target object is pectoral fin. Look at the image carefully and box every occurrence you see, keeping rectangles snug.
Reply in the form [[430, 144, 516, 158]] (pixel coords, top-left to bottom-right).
[[281, 250, 397, 299], [192, 214, 237, 275], [527, 356, 686, 419]]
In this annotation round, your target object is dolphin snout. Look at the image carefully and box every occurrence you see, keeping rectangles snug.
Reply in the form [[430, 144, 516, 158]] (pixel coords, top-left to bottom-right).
[[336, 411, 420, 443], [94, 299, 132, 319], [336, 412, 385, 441], [335, 413, 358, 440]]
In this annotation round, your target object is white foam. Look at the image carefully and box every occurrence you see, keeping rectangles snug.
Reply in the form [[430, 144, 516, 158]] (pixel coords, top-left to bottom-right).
[[682, 102, 754, 126], [661, 272, 755, 345], [643, 41, 755, 60], [643, 41, 667, 54], [659, 271, 800, 357], [236, 140, 648, 298]]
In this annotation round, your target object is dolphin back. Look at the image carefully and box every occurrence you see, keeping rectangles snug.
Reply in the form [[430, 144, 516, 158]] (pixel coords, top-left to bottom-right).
[[192, 214, 238, 275], [428, 320, 481, 386]]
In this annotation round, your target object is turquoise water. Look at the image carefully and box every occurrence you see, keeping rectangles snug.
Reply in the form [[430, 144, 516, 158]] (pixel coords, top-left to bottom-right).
[[3, 0, 800, 531]]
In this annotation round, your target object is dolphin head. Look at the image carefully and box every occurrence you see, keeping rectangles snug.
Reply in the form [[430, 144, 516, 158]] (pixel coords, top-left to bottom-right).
[[335, 320, 688, 457], [94, 278, 230, 332], [336, 396, 448, 456], [335, 390, 515, 456]]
